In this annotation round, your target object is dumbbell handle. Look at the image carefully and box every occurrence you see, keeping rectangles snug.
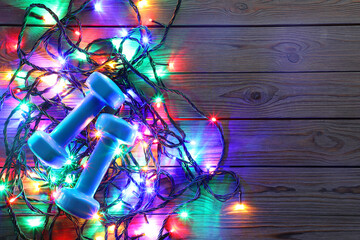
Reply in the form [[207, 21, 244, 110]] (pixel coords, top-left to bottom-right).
[[75, 135, 118, 197], [51, 94, 103, 147]]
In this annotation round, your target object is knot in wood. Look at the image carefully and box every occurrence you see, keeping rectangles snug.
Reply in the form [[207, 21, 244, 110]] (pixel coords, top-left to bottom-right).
[[229, 1, 249, 14], [332, 186, 360, 194], [234, 2, 248, 11], [242, 85, 277, 105], [312, 130, 344, 151], [273, 42, 302, 63]]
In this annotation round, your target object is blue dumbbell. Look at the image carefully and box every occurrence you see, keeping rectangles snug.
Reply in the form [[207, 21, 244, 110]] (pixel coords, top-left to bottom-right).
[[55, 113, 137, 219], [28, 72, 124, 169]]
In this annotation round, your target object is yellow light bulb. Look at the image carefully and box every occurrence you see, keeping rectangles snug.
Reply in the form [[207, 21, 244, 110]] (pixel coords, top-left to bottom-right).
[[34, 183, 40, 192], [137, 0, 148, 8], [6, 72, 13, 80], [107, 61, 117, 69], [108, 224, 115, 233], [95, 131, 102, 138]]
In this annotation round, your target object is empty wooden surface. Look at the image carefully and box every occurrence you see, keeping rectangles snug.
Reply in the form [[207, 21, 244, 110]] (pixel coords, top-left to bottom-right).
[[0, 0, 360, 240]]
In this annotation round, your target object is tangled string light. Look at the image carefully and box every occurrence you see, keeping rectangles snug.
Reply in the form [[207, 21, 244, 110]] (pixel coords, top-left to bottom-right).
[[0, 0, 242, 239]]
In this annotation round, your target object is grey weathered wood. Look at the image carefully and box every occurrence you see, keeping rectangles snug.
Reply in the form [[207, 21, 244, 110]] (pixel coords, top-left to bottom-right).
[[1, 167, 360, 239], [164, 72, 360, 119], [1, 119, 360, 167], [3, 71, 360, 119], [2, 26, 360, 73], [1, 0, 360, 26], [0, 0, 359, 239]]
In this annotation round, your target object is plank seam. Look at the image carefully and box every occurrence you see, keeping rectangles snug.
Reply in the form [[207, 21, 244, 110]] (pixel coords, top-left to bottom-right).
[[3, 23, 360, 28]]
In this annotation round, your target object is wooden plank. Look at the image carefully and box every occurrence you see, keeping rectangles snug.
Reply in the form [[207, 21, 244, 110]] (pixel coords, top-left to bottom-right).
[[165, 72, 360, 119], [0, 167, 359, 239], [0, 215, 359, 240], [3, 71, 360, 119], [4, 71, 360, 119], [2, 0, 360, 26], [1, 119, 360, 167], [2, 26, 360, 73]]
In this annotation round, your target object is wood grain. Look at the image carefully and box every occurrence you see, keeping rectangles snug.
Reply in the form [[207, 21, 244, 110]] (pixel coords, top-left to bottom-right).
[[1, 0, 360, 26], [0, 0, 359, 239], [1, 119, 360, 167], [165, 72, 360, 119], [1, 167, 359, 239], [2, 26, 360, 73], [2, 71, 360, 119]]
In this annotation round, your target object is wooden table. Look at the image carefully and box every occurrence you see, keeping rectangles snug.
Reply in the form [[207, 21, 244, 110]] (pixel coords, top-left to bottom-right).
[[0, 0, 359, 239]]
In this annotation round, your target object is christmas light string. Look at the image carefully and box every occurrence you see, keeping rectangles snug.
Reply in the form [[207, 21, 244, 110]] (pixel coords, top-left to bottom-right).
[[0, 0, 243, 239]]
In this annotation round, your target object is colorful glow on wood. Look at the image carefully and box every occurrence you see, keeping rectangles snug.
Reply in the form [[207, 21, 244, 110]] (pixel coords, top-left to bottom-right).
[[1, 1, 242, 238]]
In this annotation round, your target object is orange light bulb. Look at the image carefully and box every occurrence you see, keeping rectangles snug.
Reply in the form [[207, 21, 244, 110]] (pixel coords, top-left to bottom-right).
[[234, 203, 246, 211]]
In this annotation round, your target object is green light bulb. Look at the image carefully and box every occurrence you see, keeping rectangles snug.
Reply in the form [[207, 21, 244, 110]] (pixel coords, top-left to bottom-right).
[[179, 211, 188, 219], [19, 103, 29, 112], [28, 217, 43, 228]]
